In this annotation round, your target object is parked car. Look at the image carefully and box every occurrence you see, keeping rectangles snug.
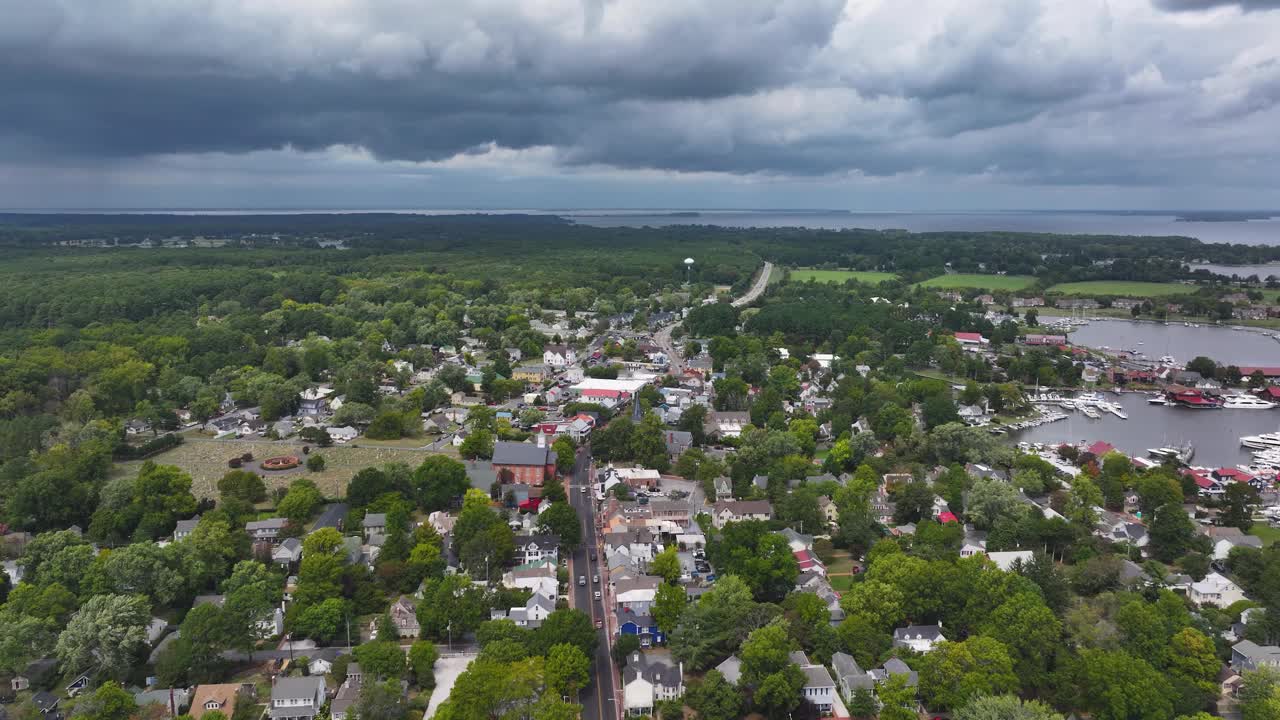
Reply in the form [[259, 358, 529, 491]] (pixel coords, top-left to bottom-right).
[[578, 576, 586, 586], [594, 590, 601, 600]]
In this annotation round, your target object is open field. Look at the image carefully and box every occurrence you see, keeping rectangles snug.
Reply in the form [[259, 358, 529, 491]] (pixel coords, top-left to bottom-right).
[[791, 268, 899, 284], [1048, 281, 1194, 297], [916, 274, 1036, 290], [116, 437, 442, 498], [1249, 523, 1280, 547]]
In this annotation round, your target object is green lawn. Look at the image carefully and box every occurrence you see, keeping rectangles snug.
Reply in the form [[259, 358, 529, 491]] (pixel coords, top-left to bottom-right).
[[830, 575, 854, 591], [916, 273, 1036, 291], [1249, 524, 1280, 547], [791, 268, 899, 284], [1048, 281, 1194, 297]]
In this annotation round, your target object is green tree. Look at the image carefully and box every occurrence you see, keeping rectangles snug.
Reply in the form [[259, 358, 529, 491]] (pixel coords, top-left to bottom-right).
[[306, 454, 326, 472], [354, 640, 407, 680], [217, 469, 267, 504], [967, 477, 1022, 530], [653, 582, 687, 635], [847, 687, 877, 719], [1149, 501, 1198, 563], [531, 609, 598, 658], [650, 546, 682, 584], [981, 591, 1061, 690], [919, 636, 1019, 711], [1064, 475, 1104, 526], [545, 643, 591, 697], [875, 673, 918, 720], [277, 477, 324, 523], [459, 428, 495, 459], [838, 580, 905, 631], [953, 694, 1063, 720], [739, 620, 794, 688], [685, 670, 743, 720], [409, 640, 439, 689], [350, 679, 409, 720], [413, 455, 471, 512], [753, 666, 805, 720], [76, 681, 137, 720], [1240, 667, 1280, 720], [1223, 482, 1260, 531], [55, 593, 150, 677], [552, 435, 577, 475], [537, 502, 582, 551], [1065, 648, 1174, 720], [630, 413, 672, 472]]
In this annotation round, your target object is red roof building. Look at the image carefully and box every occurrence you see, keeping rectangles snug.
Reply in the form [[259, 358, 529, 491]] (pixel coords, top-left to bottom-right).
[[953, 332, 989, 345], [1238, 367, 1280, 379], [937, 511, 959, 524], [1087, 441, 1116, 457]]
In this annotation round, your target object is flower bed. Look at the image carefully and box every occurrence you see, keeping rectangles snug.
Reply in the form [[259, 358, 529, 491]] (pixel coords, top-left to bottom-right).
[[260, 455, 302, 471]]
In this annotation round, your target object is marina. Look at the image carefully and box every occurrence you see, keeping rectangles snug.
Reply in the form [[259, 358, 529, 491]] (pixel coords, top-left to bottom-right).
[[1008, 391, 1280, 469]]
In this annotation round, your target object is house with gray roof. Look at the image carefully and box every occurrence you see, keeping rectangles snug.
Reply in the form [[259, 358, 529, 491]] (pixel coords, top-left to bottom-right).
[[893, 624, 946, 654], [246, 517, 288, 543], [714, 655, 741, 685], [268, 676, 326, 720], [790, 651, 836, 714], [173, 515, 201, 541], [1232, 640, 1280, 672], [870, 657, 919, 687], [361, 513, 387, 538], [831, 652, 875, 700], [623, 653, 684, 717]]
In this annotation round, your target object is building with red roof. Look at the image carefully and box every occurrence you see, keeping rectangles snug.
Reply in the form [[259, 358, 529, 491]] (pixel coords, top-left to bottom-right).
[[1239, 367, 1280, 379], [937, 511, 959, 524], [1087, 441, 1116, 457], [953, 332, 989, 346]]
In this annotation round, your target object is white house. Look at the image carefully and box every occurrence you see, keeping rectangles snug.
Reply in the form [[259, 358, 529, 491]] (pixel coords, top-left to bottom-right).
[[623, 653, 684, 717], [495, 592, 556, 629], [271, 537, 303, 567], [269, 676, 326, 720], [893, 624, 947, 654], [327, 426, 358, 443], [792, 651, 836, 714], [543, 344, 578, 368], [987, 550, 1034, 571], [711, 500, 774, 529], [614, 576, 662, 615], [1189, 572, 1247, 608]]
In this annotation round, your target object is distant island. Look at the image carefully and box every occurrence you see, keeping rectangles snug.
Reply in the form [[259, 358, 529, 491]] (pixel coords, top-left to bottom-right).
[[1176, 211, 1277, 222]]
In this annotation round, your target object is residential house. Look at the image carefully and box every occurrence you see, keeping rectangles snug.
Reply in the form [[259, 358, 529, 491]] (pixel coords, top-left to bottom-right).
[[704, 411, 751, 440], [326, 426, 358, 444], [1205, 525, 1266, 560], [1189, 572, 1247, 608], [617, 612, 666, 647], [953, 332, 989, 346], [386, 595, 420, 638], [831, 652, 875, 701], [664, 431, 693, 458], [268, 676, 326, 720], [622, 653, 684, 717], [791, 651, 836, 714], [246, 518, 288, 543], [869, 657, 919, 687], [514, 534, 560, 565], [497, 592, 556, 629], [504, 559, 558, 601], [329, 665, 362, 720], [189, 684, 253, 720], [133, 687, 192, 718], [31, 692, 60, 718], [543, 344, 578, 368], [714, 655, 742, 685], [272, 538, 303, 568], [817, 496, 838, 528], [987, 550, 1034, 571], [512, 364, 552, 384], [1232, 640, 1280, 672], [492, 439, 556, 486], [173, 515, 201, 541], [615, 575, 662, 615], [893, 624, 947, 654], [711, 500, 774, 529], [10, 659, 57, 692], [362, 513, 387, 539]]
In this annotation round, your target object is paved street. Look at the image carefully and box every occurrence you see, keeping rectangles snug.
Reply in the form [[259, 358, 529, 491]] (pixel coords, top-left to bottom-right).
[[653, 261, 772, 374], [569, 444, 619, 720]]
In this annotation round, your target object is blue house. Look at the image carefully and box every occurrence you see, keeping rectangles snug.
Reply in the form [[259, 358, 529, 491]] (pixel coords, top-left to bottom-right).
[[617, 611, 665, 647]]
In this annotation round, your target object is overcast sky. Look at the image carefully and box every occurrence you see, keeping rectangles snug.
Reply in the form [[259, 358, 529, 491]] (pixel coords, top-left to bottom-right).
[[2, 0, 1279, 210]]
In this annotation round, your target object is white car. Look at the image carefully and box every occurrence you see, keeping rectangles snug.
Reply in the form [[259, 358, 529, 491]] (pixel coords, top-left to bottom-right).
[[594, 590, 601, 600]]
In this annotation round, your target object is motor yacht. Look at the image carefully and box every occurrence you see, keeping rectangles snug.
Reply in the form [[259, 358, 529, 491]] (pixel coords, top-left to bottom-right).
[[1223, 394, 1277, 410], [1241, 432, 1280, 450]]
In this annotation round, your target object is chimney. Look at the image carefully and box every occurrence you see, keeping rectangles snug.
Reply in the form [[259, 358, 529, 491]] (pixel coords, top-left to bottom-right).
[[536, 432, 546, 448]]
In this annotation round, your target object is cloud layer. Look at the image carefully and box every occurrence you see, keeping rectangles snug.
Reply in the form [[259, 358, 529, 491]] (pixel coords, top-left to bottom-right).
[[1, 0, 1279, 209]]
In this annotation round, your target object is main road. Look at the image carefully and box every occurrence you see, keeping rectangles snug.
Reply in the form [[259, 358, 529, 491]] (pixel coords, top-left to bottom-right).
[[653, 260, 772, 374], [568, 444, 619, 720]]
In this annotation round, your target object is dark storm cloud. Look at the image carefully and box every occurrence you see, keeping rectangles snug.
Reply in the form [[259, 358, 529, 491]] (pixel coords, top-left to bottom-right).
[[0, 0, 1278, 197]]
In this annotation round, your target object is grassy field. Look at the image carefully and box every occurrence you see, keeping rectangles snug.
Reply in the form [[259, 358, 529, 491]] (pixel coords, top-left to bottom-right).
[[791, 268, 899, 284], [916, 273, 1036, 290], [117, 437, 443, 499], [1048, 281, 1194, 297], [1249, 523, 1280, 547]]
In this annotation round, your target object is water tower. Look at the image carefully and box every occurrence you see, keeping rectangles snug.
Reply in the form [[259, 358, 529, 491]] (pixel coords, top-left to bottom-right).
[[684, 257, 695, 285]]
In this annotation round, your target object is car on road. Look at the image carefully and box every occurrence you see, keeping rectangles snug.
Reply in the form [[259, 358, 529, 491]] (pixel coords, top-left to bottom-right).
[[595, 620, 603, 629], [578, 576, 586, 586], [589, 549, 596, 561], [594, 590, 601, 600], [593, 574, 599, 583]]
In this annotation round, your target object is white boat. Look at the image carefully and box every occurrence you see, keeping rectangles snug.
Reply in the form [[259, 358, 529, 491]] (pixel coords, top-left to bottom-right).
[[1223, 394, 1277, 410], [1148, 442, 1195, 464], [1082, 407, 1100, 419], [1106, 403, 1128, 419], [1159, 355, 1177, 366], [1241, 432, 1280, 450], [1147, 395, 1170, 405]]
